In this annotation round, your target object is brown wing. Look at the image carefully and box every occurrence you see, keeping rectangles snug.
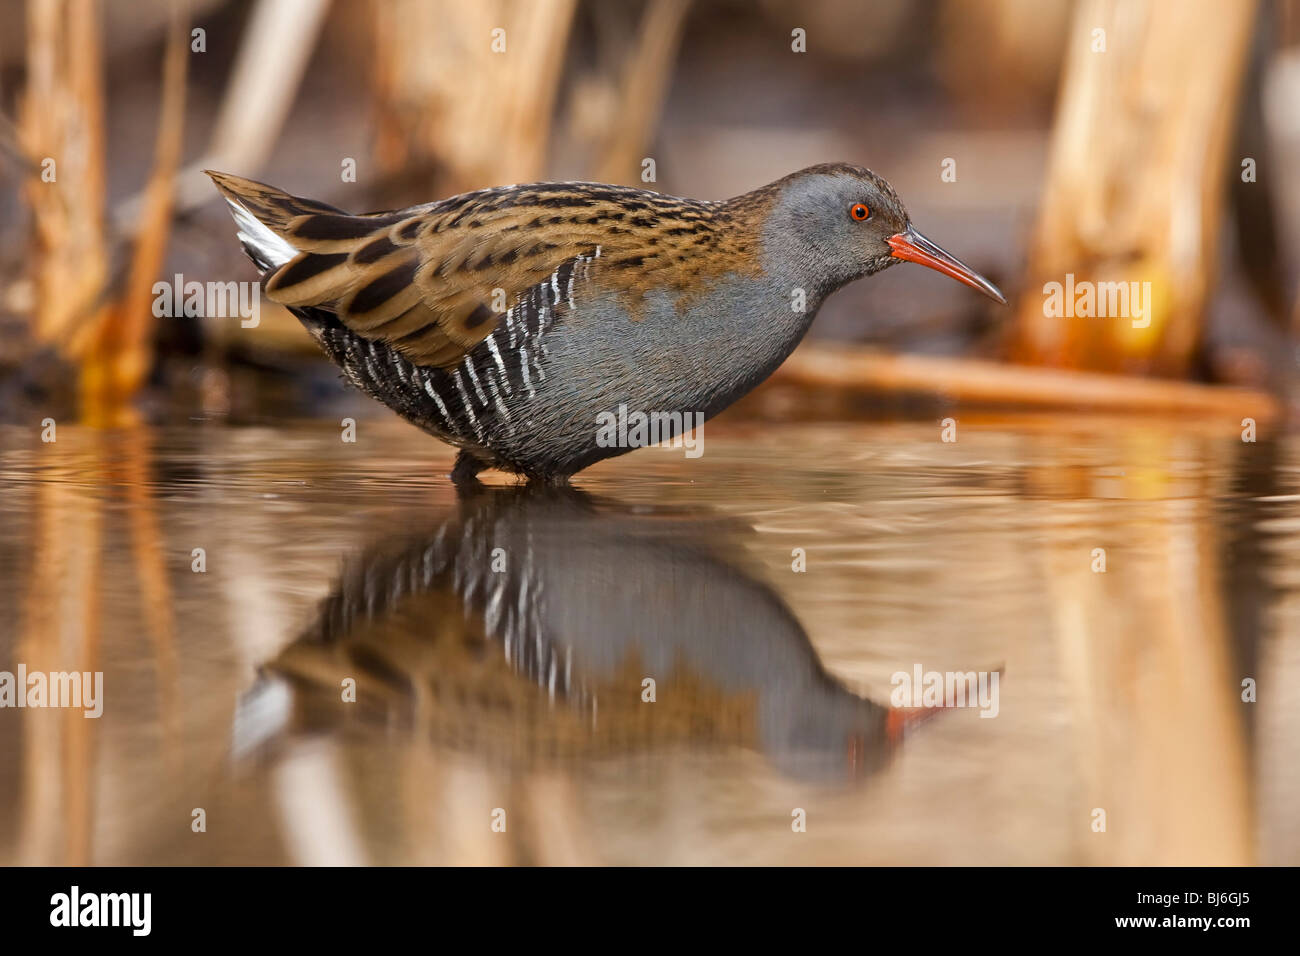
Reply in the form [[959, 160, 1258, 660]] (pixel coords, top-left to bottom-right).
[[207, 171, 709, 369]]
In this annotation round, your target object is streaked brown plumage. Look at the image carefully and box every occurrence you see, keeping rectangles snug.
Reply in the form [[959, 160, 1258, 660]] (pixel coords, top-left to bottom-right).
[[209, 170, 771, 368]]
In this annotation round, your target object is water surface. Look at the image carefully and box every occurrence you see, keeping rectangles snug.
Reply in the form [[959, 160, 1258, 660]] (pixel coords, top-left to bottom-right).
[[0, 417, 1294, 865]]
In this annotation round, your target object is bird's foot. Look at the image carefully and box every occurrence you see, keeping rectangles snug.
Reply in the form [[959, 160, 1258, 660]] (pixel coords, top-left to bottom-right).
[[450, 450, 487, 489]]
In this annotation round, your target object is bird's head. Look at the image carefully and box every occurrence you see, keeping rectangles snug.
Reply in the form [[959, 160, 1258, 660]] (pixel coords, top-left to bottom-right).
[[758, 163, 1006, 304]]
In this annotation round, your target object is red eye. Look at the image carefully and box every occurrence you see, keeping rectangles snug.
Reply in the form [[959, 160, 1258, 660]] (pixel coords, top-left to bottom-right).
[[850, 203, 871, 221]]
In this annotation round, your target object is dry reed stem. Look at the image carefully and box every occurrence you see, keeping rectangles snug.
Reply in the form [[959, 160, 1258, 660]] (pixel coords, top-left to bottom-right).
[[591, 0, 691, 185], [372, 0, 578, 191], [1010, 0, 1258, 375], [79, 6, 189, 418], [777, 343, 1280, 424], [19, 0, 109, 350]]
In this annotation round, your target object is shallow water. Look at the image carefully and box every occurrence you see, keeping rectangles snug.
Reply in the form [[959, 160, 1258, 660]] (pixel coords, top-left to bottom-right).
[[0, 417, 1295, 865]]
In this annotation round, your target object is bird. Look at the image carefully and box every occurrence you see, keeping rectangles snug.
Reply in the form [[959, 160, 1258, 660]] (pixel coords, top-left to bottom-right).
[[207, 164, 1005, 484], [263, 485, 943, 782]]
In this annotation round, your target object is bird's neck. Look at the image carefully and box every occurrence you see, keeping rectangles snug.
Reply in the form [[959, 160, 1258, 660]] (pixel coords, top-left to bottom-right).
[[724, 178, 883, 306]]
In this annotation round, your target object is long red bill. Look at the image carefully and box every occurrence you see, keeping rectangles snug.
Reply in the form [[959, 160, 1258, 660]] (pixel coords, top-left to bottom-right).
[[887, 225, 1007, 305]]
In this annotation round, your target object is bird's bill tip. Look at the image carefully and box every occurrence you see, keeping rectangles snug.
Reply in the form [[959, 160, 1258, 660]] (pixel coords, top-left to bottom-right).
[[887, 225, 1007, 305]]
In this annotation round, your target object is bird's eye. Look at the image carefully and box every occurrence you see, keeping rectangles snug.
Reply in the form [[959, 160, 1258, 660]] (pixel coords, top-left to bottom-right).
[[850, 203, 871, 221]]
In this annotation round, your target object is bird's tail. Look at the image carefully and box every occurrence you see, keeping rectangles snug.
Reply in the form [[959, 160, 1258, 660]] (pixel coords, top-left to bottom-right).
[[205, 170, 346, 273]]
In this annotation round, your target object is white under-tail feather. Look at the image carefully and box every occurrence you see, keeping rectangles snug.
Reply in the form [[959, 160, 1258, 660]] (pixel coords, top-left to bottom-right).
[[223, 197, 298, 271]]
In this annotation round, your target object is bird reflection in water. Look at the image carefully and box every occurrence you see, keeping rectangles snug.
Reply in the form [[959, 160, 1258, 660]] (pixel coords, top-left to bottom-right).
[[262, 485, 936, 784]]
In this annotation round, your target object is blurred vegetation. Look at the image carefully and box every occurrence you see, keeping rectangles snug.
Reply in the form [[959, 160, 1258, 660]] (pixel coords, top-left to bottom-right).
[[0, 0, 1297, 425]]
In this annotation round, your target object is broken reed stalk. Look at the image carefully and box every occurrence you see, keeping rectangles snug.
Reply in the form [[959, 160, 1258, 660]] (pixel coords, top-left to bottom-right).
[[591, 0, 692, 185], [19, 1, 193, 417], [19, 0, 109, 350], [499, 0, 580, 181], [79, 7, 189, 419], [1009, 0, 1258, 375], [372, 0, 578, 192], [777, 343, 1280, 424]]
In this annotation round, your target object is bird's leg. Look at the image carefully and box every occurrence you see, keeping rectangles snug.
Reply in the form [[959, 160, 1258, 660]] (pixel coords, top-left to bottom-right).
[[450, 449, 487, 487]]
